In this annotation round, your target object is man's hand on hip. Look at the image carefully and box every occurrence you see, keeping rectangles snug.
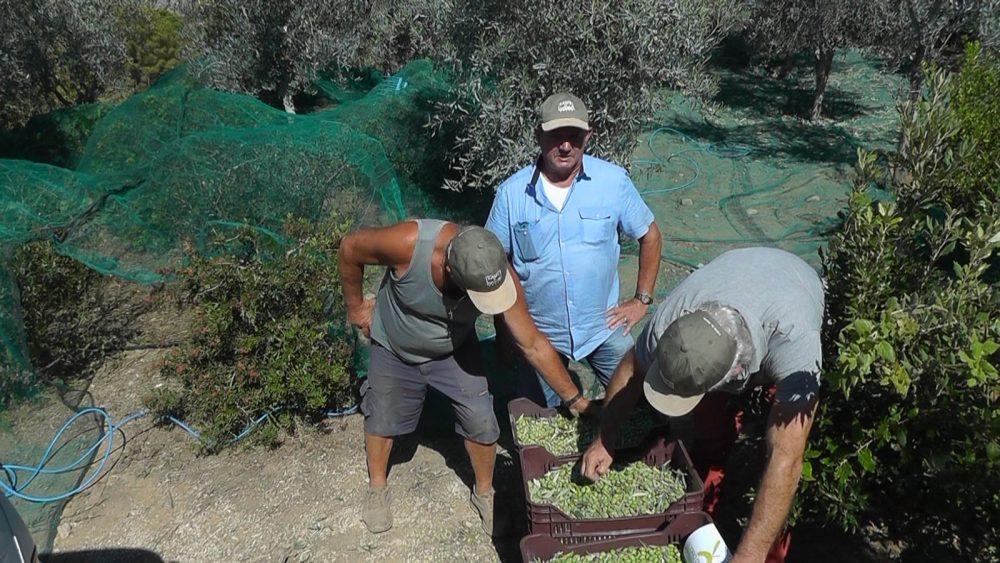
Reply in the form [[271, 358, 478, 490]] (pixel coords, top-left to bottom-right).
[[348, 296, 376, 338], [606, 298, 649, 334]]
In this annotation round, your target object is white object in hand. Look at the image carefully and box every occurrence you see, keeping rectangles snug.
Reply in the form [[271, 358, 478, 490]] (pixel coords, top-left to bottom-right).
[[683, 522, 733, 563]]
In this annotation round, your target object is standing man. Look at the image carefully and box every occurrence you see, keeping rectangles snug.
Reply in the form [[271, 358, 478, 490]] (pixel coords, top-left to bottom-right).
[[580, 247, 824, 563], [338, 219, 591, 536], [486, 92, 662, 410]]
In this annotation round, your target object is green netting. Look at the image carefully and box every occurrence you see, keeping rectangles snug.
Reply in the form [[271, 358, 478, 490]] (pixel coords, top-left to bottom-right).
[[631, 51, 904, 286], [0, 59, 453, 550]]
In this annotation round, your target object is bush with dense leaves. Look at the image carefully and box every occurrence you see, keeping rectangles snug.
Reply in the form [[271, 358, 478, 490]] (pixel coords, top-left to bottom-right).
[[805, 44, 1000, 559], [152, 216, 358, 451], [12, 240, 146, 383]]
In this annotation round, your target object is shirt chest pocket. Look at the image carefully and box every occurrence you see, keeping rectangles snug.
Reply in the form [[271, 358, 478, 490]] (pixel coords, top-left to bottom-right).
[[514, 220, 541, 262], [579, 207, 614, 244]]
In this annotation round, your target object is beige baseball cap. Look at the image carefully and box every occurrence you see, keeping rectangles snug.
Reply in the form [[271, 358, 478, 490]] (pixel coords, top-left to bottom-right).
[[539, 93, 590, 131]]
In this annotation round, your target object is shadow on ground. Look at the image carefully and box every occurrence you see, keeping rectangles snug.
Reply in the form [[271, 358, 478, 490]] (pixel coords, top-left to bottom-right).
[[41, 548, 167, 563]]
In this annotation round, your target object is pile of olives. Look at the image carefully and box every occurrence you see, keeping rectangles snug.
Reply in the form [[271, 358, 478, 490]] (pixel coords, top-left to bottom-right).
[[528, 460, 687, 519]]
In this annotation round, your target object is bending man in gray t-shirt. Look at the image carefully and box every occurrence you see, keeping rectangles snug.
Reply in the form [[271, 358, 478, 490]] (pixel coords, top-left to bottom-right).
[[581, 247, 824, 563]]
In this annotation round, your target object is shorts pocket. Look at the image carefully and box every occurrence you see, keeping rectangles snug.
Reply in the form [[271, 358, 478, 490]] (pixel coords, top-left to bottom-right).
[[579, 207, 613, 244]]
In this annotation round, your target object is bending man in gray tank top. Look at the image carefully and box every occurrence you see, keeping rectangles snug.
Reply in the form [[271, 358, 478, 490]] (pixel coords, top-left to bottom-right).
[[580, 247, 824, 563], [339, 219, 594, 537]]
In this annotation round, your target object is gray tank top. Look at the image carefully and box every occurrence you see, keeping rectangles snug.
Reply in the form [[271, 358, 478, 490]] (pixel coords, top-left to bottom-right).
[[369, 219, 481, 363]]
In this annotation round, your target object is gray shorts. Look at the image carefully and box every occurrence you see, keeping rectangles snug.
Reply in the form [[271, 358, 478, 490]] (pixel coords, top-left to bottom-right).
[[360, 340, 500, 444]]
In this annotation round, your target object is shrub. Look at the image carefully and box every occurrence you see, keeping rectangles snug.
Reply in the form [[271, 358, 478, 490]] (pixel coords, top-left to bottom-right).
[[11, 240, 146, 383], [154, 216, 357, 451], [806, 45, 1000, 559]]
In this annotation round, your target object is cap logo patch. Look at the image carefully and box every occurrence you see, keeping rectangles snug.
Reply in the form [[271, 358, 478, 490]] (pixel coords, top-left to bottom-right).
[[484, 269, 503, 287], [557, 101, 576, 112]]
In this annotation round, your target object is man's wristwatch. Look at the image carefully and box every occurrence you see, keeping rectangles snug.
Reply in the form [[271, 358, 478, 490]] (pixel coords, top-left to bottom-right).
[[634, 292, 653, 305]]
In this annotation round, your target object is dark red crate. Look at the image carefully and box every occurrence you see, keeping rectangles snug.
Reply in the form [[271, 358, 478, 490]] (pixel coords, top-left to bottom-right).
[[507, 397, 667, 460], [520, 511, 712, 562], [520, 438, 705, 544]]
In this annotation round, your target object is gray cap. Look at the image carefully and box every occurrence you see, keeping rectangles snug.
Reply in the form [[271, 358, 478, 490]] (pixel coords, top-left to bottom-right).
[[643, 310, 737, 416], [447, 226, 517, 315], [539, 93, 590, 131]]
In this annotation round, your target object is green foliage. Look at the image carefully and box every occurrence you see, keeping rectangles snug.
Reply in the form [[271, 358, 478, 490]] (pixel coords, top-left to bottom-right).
[[11, 240, 146, 382], [952, 43, 1000, 197], [0, 102, 113, 168], [807, 48, 1000, 558], [155, 216, 357, 451], [0, 0, 133, 129], [432, 0, 747, 191], [126, 7, 185, 89]]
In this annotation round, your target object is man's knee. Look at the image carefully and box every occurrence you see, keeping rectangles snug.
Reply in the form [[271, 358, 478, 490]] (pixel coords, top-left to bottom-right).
[[457, 399, 500, 444]]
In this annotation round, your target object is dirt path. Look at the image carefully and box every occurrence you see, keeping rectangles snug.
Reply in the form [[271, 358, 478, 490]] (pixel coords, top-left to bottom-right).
[[46, 347, 525, 563]]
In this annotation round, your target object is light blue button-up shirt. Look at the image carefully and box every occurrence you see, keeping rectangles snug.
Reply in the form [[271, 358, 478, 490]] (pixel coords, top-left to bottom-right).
[[486, 154, 655, 360]]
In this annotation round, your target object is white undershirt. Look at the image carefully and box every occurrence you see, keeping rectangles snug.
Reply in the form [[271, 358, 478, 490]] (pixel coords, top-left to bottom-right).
[[540, 173, 570, 211]]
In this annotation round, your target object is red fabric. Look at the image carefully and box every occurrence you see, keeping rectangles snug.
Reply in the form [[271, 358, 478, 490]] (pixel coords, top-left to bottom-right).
[[690, 390, 791, 563]]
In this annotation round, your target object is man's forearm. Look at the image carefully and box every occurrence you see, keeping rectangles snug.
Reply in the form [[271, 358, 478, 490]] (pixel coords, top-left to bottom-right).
[[337, 237, 366, 314], [521, 340, 579, 402], [597, 349, 643, 444], [635, 222, 662, 295], [734, 401, 815, 562], [735, 453, 801, 562]]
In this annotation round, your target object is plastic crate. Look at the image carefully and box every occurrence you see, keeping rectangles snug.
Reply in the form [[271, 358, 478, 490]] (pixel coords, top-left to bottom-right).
[[520, 438, 705, 544], [520, 511, 713, 562], [508, 397, 668, 460]]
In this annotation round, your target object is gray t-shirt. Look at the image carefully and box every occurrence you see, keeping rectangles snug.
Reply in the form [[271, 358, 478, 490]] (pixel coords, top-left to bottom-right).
[[635, 248, 824, 396]]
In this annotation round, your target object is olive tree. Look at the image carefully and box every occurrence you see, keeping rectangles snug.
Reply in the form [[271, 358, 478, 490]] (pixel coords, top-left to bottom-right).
[[0, 0, 134, 128], [431, 0, 748, 192], [748, 0, 886, 120], [189, 0, 452, 112]]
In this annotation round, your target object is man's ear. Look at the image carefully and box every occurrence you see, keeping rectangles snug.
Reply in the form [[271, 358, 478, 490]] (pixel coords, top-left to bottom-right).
[[584, 128, 594, 145]]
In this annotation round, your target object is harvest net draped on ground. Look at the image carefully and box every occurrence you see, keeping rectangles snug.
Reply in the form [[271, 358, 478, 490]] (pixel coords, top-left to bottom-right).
[[0, 59, 453, 549], [0, 52, 903, 550]]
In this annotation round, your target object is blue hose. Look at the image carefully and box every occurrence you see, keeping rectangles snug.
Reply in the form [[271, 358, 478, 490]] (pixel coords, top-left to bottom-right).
[[1, 403, 358, 504]]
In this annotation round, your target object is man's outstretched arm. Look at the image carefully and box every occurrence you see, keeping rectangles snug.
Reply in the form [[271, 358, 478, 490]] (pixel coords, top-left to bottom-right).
[[579, 348, 646, 480], [501, 272, 595, 416], [733, 391, 817, 563]]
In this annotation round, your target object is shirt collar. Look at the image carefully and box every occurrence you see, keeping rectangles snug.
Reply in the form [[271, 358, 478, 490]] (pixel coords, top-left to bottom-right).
[[525, 155, 591, 201]]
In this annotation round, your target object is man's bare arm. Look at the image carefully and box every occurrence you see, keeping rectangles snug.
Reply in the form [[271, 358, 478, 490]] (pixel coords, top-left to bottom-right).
[[606, 221, 662, 332], [580, 348, 645, 480], [733, 397, 817, 563], [635, 221, 662, 298], [337, 221, 417, 335], [501, 271, 593, 414]]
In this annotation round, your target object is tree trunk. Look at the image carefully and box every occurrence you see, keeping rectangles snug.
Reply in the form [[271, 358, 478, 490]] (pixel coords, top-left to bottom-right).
[[810, 47, 835, 120], [907, 44, 926, 101]]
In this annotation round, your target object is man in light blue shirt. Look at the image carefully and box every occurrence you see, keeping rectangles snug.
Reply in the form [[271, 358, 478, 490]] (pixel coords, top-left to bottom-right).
[[486, 92, 662, 410]]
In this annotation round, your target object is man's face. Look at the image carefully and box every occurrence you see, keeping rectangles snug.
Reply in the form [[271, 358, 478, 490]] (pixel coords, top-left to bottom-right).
[[537, 126, 591, 181]]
